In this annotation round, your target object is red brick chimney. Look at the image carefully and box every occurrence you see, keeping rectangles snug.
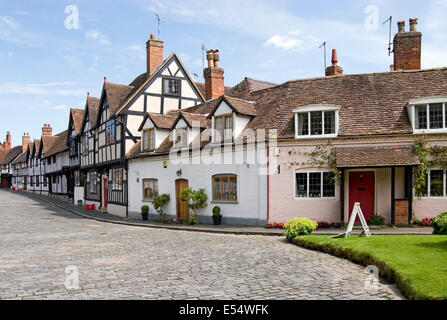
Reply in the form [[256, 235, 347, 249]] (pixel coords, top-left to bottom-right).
[[42, 124, 53, 137], [22, 133, 30, 153], [204, 49, 225, 100], [325, 49, 343, 76], [4, 131, 11, 150], [393, 18, 422, 71], [146, 34, 164, 75]]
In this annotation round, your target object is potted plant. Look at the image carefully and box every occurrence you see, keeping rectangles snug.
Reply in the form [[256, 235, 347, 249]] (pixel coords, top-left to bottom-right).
[[141, 205, 149, 221], [212, 206, 222, 225], [153, 194, 171, 223], [180, 187, 208, 224]]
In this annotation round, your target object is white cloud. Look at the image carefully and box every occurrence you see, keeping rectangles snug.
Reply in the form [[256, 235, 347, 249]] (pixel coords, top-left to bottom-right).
[[264, 31, 321, 52], [85, 30, 111, 46], [8, 51, 13, 57], [0, 16, 19, 29], [128, 44, 143, 51], [53, 105, 68, 112], [0, 82, 85, 96]]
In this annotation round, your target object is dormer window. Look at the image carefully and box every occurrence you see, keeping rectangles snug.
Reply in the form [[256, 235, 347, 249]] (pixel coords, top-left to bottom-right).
[[174, 128, 188, 148], [142, 128, 155, 152], [163, 78, 180, 96], [408, 97, 447, 133], [214, 114, 233, 143], [294, 105, 339, 139]]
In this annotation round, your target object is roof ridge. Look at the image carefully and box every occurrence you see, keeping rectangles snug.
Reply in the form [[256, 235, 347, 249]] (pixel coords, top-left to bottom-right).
[[251, 67, 447, 95]]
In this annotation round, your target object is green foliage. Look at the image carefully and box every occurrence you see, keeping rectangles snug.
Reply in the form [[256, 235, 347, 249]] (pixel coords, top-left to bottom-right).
[[432, 212, 447, 235], [153, 194, 171, 220], [368, 215, 385, 226], [212, 206, 221, 217], [414, 137, 447, 199], [179, 188, 208, 216], [302, 141, 340, 181], [187, 215, 198, 225], [141, 205, 149, 214], [284, 217, 318, 240]]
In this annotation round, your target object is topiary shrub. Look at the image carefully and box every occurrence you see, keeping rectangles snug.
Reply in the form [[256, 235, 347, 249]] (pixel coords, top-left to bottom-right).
[[141, 205, 149, 214], [284, 217, 318, 240], [432, 212, 447, 235], [212, 206, 221, 217], [368, 215, 385, 226]]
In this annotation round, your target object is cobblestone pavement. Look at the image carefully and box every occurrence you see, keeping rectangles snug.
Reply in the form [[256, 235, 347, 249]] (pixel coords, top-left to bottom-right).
[[0, 190, 404, 300]]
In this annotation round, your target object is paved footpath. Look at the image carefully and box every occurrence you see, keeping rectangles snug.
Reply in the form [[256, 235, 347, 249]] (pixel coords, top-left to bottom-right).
[[0, 190, 403, 300]]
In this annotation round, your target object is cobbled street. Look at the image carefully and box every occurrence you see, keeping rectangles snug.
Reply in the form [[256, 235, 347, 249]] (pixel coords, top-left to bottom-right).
[[0, 190, 403, 300]]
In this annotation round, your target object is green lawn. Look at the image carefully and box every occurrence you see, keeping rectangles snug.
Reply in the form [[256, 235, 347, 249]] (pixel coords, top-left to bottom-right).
[[294, 235, 447, 300]]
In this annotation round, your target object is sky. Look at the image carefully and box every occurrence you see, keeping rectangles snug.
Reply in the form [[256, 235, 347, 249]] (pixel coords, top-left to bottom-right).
[[1, 0, 447, 146]]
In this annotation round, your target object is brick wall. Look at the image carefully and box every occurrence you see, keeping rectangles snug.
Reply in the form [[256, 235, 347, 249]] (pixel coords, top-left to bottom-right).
[[393, 32, 421, 71], [395, 200, 409, 225], [204, 68, 224, 100]]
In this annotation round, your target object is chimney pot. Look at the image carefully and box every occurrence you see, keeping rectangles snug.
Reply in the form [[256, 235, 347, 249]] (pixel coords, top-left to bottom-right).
[[206, 50, 214, 68], [325, 49, 343, 76], [331, 49, 338, 66], [397, 20, 406, 33], [409, 18, 418, 32], [213, 50, 220, 68], [150, 34, 155, 40]]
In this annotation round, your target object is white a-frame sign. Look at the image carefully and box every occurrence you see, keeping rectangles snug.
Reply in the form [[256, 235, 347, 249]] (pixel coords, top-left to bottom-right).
[[331, 202, 371, 238]]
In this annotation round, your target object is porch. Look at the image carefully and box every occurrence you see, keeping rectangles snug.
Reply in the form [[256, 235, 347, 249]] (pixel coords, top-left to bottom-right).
[[336, 146, 420, 225]]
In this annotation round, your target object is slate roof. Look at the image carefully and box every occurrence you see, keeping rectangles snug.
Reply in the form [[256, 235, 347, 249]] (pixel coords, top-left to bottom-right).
[[1, 146, 23, 165], [336, 146, 420, 168], [42, 130, 69, 159]]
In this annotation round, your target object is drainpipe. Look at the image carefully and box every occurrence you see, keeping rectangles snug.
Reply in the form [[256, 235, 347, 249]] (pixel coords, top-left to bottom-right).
[[267, 146, 270, 223]]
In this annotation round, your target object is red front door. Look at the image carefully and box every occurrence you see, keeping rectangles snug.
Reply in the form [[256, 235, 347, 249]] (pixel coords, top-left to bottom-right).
[[103, 179, 108, 208], [349, 171, 375, 222]]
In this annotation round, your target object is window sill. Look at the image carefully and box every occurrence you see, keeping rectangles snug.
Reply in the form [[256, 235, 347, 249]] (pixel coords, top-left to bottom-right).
[[211, 200, 239, 204], [142, 200, 154, 203], [413, 129, 447, 134], [295, 134, 338, 139]]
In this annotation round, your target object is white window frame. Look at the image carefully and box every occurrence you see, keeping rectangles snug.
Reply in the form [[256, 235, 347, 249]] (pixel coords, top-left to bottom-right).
[[418, 168, 447, 198], [408, 97, 447, 134], [293, 105, 340, 139], [294, 170, 337, 200], [173, 127, 188, 148]]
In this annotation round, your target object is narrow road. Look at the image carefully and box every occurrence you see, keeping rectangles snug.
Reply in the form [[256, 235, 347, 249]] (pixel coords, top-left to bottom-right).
[[0, 190, 403, 300]]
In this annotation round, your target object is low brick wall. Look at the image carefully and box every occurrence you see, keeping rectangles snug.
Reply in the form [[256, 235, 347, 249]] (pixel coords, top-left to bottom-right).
[[395, 200, 409, 225]]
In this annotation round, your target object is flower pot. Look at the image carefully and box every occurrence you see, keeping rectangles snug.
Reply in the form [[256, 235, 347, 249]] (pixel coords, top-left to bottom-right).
[[212, 215, 222, 225], [142, 213, 149, 221]]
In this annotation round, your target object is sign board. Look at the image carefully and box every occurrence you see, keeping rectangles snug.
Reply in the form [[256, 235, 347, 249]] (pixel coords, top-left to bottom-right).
[[331, 202, 371, 238]]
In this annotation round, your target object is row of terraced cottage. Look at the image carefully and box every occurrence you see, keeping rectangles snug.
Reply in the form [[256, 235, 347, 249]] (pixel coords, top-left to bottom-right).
[[1, 18, 447, 226]]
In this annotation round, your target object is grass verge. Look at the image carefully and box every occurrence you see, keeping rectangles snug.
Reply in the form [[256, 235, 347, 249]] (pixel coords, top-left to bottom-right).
[[292, 235, 447, 300]]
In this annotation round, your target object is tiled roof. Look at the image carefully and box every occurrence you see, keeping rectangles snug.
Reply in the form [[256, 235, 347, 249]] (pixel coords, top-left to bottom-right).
[[70, 108, 84, 133], [208, 96, 257, 117], [336, 146, 420, 168], [1, 146, 23, 165], [139, 113, 176, 130], [0, 149, 8, 163], [87, 96, 100, 127], [11, 151, 27, 165], [39, 135, 58, 157], [42, 130, 69, 159], [104, 82, 134, 116], [247, 68, 447, 139], [33, 140, 40, 156], [174, 112, 208, 129], [225, 77, 276, 100], [194, 82, 233, 97]]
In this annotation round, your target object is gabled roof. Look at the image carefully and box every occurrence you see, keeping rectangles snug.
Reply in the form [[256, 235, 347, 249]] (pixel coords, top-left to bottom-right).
[[11, 151, 27, 165], [79, 96, 100, 136], [1, 146, 23, 165], [70, 108, 84, 133], [115, 53, 205, 115], [96, 81, 134, 125], [207, 95, 257, 118], [38, 135, 58, 158], [224, 77, 277, 100], [171, 112, 208, 129], [138, 113, 176, 131], [42, 130, 69, 159], [194, 82, 233, 98], [0, 149, 8, 163], [31, 140, 40, 158]]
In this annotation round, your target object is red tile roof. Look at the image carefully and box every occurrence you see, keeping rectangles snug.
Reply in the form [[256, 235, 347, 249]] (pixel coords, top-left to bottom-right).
[[42, 130, 69, 159]]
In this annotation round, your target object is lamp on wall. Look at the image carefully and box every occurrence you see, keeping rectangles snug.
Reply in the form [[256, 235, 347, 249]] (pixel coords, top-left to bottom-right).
[[176, 169, 182, 177]]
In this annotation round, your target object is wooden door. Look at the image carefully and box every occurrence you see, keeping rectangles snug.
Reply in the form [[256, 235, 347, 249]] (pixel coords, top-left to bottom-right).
[[103, 178, 108, 209], [349, 171, 375, 222], [176, 179, 189, 221]]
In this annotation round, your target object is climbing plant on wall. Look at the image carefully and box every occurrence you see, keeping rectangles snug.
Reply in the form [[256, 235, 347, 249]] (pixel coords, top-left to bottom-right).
[[297, 140, 341, 181]]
